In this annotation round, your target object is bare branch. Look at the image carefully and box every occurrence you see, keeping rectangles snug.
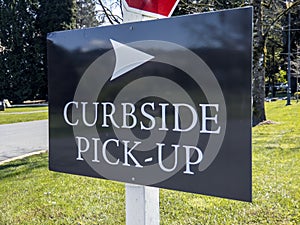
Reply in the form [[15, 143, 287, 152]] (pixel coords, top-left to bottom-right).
[[96, 0, 115, 24], [264, 0, 300, 38], [95, 0, 122, 24]]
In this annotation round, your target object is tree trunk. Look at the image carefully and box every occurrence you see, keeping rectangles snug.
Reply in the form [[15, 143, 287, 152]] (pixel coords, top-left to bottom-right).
[[252, 55, 266, 126], [252, 0, 266, 126]]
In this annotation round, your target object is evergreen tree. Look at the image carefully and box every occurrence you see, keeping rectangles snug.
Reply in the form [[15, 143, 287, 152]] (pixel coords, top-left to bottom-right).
[[0, 0, 41, 102], [36, 0, 77, 101], [0, 0, 77, 102]]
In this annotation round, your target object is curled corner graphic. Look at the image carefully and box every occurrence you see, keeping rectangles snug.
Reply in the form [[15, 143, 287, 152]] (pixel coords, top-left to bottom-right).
[[110, 39, 154, 81]]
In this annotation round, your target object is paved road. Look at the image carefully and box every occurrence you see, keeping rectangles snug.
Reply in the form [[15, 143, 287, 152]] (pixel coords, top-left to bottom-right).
[[0, 120, 48, 162]]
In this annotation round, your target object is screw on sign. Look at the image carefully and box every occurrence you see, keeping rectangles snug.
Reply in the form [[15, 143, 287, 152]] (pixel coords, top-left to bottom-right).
[[124, 0, 179, 17]]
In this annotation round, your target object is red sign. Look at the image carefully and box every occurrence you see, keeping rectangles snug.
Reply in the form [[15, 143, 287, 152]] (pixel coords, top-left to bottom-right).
[[124, 0, 179, 17]]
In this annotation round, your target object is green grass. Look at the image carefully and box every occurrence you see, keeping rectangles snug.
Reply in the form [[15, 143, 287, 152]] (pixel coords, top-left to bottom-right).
[[0, 154, 125, 225], [0, 101, 299, 224], [0, 106, 48, 124]]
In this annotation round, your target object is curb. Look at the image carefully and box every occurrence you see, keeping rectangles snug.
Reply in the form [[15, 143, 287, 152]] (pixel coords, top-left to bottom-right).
[[0, 150, 48, 166]]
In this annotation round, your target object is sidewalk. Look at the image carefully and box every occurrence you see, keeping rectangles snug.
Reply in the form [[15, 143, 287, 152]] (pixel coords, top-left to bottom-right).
[[0, 120, 48, 162]]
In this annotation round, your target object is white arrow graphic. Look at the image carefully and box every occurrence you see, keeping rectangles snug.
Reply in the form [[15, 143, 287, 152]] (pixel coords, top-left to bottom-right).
[[110, 39, 154, 81]]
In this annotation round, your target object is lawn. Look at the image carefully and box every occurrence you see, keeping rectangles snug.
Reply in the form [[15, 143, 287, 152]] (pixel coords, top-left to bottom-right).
[[0, 101, 299, 224], [0, 106, 48, 124]]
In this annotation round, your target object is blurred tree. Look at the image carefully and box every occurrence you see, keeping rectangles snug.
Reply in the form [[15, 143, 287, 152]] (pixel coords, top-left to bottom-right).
[[0, 0, 41, 103], [0, 0, 77, 102], [36, 0, 77, 101], [75, 0, 99, 28]]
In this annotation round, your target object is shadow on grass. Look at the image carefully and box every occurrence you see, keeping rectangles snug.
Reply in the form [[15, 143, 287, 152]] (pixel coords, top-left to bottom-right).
[[0, 162, 28, 170], [0, 153, 48, 179], [290, 147, 300, 152]]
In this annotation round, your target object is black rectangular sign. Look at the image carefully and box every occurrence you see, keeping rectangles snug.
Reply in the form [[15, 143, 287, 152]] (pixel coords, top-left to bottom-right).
[[48, 7, 252, 202]]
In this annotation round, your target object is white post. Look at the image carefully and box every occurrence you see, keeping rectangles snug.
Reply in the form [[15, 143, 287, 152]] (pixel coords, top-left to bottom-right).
[[126, 184, 160, 225], [122, 0, 157, 23], [121, 1, 160, 224]]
